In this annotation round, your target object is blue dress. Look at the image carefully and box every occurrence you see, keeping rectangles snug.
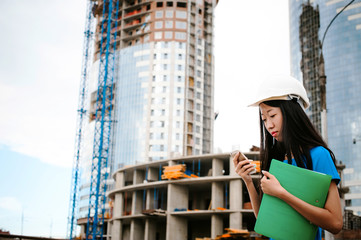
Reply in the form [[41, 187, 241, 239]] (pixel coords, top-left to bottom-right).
[[269, 146, 340, 240]]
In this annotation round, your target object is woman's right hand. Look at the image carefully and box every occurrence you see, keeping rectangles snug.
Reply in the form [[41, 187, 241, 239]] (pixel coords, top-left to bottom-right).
[[233, 152, 255, 183]]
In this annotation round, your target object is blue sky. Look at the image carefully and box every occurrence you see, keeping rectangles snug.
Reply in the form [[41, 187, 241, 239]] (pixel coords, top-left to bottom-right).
[[0, 0, 290, 237]]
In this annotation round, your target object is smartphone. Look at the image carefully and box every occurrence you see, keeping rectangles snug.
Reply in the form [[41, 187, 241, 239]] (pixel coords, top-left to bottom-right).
[[230, 150, 247, 163]]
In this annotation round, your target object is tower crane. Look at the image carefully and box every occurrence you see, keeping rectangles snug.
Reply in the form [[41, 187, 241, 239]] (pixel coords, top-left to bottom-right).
[[86, 0, 120, 239], [67, 0, 95, 238]]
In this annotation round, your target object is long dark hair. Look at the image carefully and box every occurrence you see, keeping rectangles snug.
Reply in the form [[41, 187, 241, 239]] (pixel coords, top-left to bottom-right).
[[259, 99, 336, 171]]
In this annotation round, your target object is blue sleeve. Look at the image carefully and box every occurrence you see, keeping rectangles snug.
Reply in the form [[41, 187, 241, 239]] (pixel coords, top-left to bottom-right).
[[310, 146, 340, 184]]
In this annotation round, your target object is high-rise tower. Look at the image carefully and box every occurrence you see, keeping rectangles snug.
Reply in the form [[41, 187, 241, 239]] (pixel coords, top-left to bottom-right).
[[76, 0, 218, 227], [289, 0, 361, 214]]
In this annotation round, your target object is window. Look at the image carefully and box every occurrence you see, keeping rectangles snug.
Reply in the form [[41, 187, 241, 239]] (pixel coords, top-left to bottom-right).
[[152, 75, 156, 81], [155, 21, 163, 29], [177, 64, 182, 71], [161, 109, 165, 115], [196, 92, 201, 99], [197, 49, 202, 56], [177, 76, 182, 82], [162, 86, 167, 93], [150, 121, 154, 127], [161, 132, 164, 139], [197, 59, 202, 66], [177, 98, 181, 104], [154, 53, 157, 59], [165, 31, 173, 39], [195, 137, 200, 144], [196, 103, 201, 110], [176, 133, 180, 140], [175, 21, 186, 29], [175, 32, 186, 40], [165, 21, 173, 28], [196, 114, 200, 121], [178, 54, 182, 60], [166, 11, 174, 18], [155, 32, 162, 39], [151, 109, 155, 116], [157, 2, 163, 7], [197, 70, 201, 77], [176, 10, 187, 19], [176, 110, 180, 116], [176, 121, 180, 128], [196, 81, 201, 88], [196, 126, 200, 133], [177, 87, 181, 93], [155, 11, 163, 18], [150, 133, 154, 139], [164, 53, 168, 59], [166, 1, 173, 7], [152, 87, 155, 93], [177, 2, 187, 8], [163, 64, 168, 70], [163, 75, 167, 81]]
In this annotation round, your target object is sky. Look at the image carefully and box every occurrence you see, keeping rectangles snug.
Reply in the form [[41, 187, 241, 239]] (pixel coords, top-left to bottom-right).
[[0, 0, 290, 237]]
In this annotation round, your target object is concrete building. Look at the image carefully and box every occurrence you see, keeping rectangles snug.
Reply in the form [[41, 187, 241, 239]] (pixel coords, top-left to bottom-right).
[[97, 152, 260, 240], [77, 0, 219, 221], [289, 0, 361, 214]]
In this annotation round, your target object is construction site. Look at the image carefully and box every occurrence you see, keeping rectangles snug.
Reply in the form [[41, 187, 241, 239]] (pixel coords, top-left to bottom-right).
[[76, 151, 267, 240]]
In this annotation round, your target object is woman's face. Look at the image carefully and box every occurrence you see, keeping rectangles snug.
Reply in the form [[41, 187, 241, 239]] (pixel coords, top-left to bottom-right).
[[259, 103, 284, 142]]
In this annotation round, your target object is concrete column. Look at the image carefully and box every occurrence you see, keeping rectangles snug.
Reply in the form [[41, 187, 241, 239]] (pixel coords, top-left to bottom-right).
[[146, 189, 156, 210], [132, 190, 143, 215], [211, 215, 223, 239], [115, 171, 125, 189], [229, 179, 243, 229], [212, 158, 223, 176], [112, 192, 123, 239], [134, 169, 145, 184], [148, 167, 159, 182], [114, 193, 123, 217], [166, 184, 188, 240], [229, 156, 237, 177], [144, 219, 157, 240], [212, 182, 224, 209], [130, 219, 144, 240], [111, 220, 121, 240], [107, 221, 112, 240]]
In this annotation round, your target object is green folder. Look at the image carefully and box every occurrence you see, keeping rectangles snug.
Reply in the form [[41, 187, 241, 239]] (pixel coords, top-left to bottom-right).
[[254, 159, 332, 240]]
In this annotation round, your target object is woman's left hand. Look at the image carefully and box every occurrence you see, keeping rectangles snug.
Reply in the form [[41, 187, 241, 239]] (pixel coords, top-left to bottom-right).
[[260, 171, 286, 198]]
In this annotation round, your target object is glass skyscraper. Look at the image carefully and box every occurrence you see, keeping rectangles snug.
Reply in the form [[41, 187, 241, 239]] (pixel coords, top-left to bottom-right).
[[289, 0, 361, 214], [77, 0, 218, 220]]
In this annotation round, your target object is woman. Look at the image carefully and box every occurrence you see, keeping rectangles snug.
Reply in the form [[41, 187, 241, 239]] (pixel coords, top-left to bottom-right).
[[233, 75, 342, 239]]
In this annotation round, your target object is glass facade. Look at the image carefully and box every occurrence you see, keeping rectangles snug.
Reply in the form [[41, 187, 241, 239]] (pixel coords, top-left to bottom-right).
[[289, 0, 361, 213]]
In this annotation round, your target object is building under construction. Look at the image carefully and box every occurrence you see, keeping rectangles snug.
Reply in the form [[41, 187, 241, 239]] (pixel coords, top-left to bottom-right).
[[68, 0, 219, 239], [77, 151, 264, 240]]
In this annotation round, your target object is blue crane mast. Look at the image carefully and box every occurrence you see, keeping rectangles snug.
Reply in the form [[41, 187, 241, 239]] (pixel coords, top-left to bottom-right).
[[86, 0, 120, 239], [67, 0, 96, 239]]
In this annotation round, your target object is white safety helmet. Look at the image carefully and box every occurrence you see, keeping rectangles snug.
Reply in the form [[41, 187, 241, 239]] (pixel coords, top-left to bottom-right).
[[248, 75, 310, 109]]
